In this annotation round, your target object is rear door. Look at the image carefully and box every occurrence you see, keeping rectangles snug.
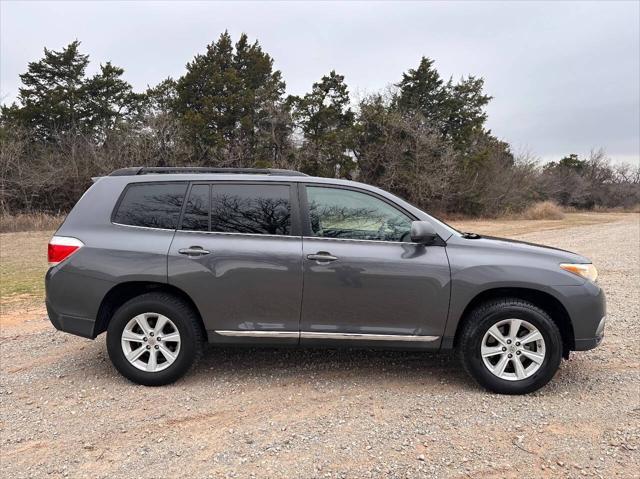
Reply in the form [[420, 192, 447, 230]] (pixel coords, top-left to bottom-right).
[[299, 184, 450, 348], [168, 181, 303, 344]]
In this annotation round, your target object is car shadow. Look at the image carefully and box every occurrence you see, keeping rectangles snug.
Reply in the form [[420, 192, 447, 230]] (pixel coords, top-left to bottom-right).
[[48, 336, 470, 390], [76, 341, 591, 396], [60, 337, 583, 395], [184, 345, 475, 390]]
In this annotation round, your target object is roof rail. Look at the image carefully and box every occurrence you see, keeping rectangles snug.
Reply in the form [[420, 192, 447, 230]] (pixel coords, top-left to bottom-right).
[[109, 167, 308, 177]]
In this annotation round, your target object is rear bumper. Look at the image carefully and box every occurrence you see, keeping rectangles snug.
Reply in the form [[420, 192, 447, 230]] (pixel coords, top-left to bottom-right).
[[46, 300, 95, 339], [45, 267, 112, 339]]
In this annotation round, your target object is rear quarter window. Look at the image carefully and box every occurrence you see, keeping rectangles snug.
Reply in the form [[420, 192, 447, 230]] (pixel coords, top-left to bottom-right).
[[113, 182, 188, 229]]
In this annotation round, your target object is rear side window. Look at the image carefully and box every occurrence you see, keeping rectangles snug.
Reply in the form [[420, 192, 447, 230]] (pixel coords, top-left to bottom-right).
[[113, 183, 187, 229], [211, 184, 291, 235], [181, 184, 210, 232]]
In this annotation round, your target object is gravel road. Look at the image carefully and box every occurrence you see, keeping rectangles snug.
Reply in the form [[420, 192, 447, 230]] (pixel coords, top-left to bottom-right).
[[1, 216, 638, 478]]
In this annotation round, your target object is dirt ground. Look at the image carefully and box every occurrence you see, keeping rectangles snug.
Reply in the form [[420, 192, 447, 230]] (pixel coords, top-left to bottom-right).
[[1, 213, 638, 478]]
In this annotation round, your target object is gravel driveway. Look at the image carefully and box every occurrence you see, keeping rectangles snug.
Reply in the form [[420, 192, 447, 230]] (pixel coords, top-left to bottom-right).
[[1, 216, 638, 478]]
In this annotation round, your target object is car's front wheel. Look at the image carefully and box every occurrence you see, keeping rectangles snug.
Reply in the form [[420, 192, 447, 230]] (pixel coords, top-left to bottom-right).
[[458, 298, 562, 395], [106, 292, 204, 386]]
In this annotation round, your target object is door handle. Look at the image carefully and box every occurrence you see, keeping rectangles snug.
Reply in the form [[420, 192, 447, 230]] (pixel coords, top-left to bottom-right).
[[307, 252, 338, 263], [178, 246, 211, 256]]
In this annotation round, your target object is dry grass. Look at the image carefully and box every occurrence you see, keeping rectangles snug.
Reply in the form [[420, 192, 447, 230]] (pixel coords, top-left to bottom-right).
[[450, 211, 634, 237], [520, 201, 565, 220], [593, 203, 640, 213], [0, 213, 64, 233], [0, 230, 52, 312]]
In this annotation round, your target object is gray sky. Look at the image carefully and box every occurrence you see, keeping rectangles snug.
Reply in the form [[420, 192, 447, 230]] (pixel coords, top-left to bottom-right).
[[1, 0, 639, 164]]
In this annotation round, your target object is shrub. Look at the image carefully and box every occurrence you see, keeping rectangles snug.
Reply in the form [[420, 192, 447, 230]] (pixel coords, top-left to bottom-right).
[[627, 204, 640, 213], [521, 201, 565, 220]]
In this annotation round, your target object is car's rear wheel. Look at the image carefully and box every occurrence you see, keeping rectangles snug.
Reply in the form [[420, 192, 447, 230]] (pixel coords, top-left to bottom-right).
[[458, 298, 562, 395], [107, 292, 204, 386]]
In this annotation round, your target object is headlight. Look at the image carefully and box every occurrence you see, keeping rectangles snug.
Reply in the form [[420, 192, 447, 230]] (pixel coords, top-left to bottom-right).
[[560, 263, 598, 282]]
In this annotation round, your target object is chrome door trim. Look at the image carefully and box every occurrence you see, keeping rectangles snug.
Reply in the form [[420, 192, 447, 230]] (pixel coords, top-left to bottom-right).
[[112, 222, 176, 232], [302, 235, 420, 246], [214, 330, 299, 339], [178, 230, 299, 239], [214, 330, 439, 342], [301, 332, 439, 342]]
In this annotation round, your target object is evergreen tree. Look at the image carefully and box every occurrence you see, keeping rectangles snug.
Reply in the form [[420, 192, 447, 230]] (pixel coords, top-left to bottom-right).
[[394, 57, 491, 148], [7, 40, 89, 140], [1, 41, 140, 143], [175, 31, 236, 156], [291, 70, 355, 177], [545, 153, 587, 173], [144, 78, 186, 167], [394, 57, 447, 129], [146, 78, 178, 116], [83, 62, 144, 139], [234, 34, 286, 159], [174, 32, 286, 164], [442, 76, 491, 147]]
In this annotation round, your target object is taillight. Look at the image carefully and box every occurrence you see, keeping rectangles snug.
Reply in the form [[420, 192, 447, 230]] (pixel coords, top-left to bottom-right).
[[48, 236, 84, 266]]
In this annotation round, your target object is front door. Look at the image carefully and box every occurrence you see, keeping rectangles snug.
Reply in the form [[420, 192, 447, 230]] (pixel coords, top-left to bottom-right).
[[168, 182, 302, 344], [299, 185, 450, 348]]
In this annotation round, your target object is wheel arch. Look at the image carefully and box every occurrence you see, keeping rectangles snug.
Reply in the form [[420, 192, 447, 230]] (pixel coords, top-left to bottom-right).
[[94, 281, 206, 339], [452, 287, 575, 358]]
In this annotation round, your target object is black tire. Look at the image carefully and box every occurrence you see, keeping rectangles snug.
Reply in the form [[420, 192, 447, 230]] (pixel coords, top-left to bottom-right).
[[106, 292, 204, 386], [458, 298, 562, 395]]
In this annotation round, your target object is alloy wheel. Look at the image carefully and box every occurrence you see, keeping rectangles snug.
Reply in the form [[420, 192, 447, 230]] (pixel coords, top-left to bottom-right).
[[120, 312, 181, 372], [481, 318, 546, 381]]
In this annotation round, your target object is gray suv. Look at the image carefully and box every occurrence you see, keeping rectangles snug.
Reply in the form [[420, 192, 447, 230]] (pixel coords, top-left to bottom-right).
[[45, 167, 606, 394]]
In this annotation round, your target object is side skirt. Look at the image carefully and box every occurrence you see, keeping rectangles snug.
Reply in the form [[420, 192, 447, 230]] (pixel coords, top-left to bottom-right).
[[214, 330, 439, 342]]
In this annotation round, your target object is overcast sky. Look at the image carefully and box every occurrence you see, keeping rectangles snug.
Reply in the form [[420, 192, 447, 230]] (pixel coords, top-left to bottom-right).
[[1, 0, 639, 164]]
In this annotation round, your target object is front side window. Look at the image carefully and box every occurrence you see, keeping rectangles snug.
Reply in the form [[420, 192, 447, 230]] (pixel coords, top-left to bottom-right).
[[113, 183, 187, 229], [306, 186, 413, 242], [210, 184, 291, 235]]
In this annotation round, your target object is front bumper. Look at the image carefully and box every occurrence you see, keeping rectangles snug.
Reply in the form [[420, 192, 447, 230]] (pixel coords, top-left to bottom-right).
[[573, 315, 606, 351], [554, 281, 606, 351]]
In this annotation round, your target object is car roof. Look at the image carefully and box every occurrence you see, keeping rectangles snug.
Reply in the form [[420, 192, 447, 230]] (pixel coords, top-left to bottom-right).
[[100, 172, 375, 188], [109, 167, 308, 177]]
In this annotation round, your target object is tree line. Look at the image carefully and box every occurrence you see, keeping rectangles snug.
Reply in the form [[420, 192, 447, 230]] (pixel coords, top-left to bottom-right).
[[1, 32, 638, 216]]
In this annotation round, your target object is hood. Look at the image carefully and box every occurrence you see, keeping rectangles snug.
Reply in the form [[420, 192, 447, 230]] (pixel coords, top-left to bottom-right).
[[460, 234, 591, 263]]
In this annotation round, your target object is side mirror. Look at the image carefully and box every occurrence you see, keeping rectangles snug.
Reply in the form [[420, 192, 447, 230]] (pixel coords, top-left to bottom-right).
[[410, 221, 439, 245]]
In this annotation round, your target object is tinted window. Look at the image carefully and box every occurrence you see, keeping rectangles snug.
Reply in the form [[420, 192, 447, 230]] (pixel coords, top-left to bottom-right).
[[113, 183, 187, 229], [307, 186, 412, 242], [181, 184, 210, 231], [211, 184, 291, 235]]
